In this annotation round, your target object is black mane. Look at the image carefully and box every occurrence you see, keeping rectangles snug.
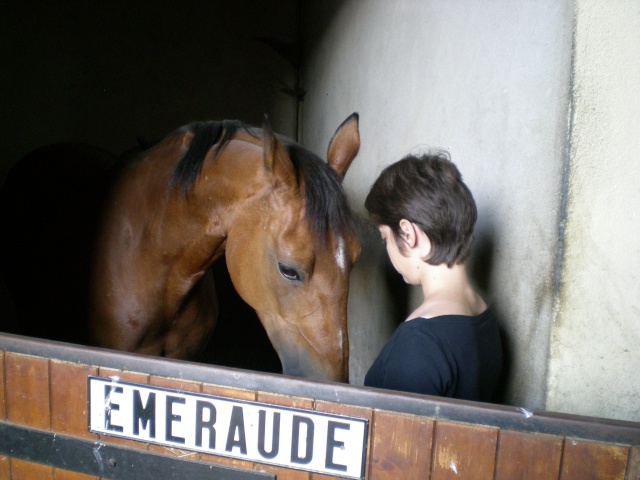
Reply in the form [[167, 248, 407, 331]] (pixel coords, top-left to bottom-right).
[[169, 120, 245, 194], [169, 121, 353, 240], [286, 143, 353, 240]]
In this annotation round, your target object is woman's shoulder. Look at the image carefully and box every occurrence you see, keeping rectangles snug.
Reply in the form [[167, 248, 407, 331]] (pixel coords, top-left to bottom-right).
[[390, 318, 448, 349], [404, 309, 497, 342], [407, 289, 487, 320], [411, 307, 495, 323]]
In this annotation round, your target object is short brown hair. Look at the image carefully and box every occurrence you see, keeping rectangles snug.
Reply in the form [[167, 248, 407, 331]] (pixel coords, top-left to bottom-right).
[[364, 152, 477, 267]]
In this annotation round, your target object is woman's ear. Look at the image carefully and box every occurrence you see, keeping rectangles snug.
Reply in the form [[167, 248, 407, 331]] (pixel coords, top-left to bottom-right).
[[399, 219, 432, 258], [398, 219, 418, 248]]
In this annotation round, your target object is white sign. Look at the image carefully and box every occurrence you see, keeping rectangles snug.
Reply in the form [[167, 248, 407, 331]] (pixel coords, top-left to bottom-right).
[[88, 377, 368, 479]]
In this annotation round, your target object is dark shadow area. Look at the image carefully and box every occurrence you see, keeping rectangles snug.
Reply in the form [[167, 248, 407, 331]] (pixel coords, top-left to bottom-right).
[[492, 324, 513, 405], [382, 259, 413, 327], [354, 213, 413, 328], [0, 143, 116, 345], [468, 229, 512, 405], [468, 230, 495, 296], [196, 256, 282, 374], [300, 0, 348, 64]]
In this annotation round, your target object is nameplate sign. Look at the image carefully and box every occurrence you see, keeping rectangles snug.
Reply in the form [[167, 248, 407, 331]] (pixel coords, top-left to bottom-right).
[[88, 377, 368, 479]]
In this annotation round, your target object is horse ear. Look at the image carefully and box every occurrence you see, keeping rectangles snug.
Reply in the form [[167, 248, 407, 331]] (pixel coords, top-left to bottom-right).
[[327, 113, 360, 181], [262, 115, 297, 190]]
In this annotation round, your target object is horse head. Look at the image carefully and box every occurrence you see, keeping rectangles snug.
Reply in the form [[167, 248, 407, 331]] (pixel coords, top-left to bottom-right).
[[224, 114, 361, 382]]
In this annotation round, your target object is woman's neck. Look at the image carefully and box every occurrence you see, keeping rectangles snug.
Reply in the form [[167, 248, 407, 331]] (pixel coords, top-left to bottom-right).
[[408, 262, 486, 320]]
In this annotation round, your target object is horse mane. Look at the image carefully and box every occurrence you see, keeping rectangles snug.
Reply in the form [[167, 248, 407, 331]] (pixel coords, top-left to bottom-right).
[[169, 120, 245, 194], [286, 143, 354, 240], [169, 120, 354, 240]]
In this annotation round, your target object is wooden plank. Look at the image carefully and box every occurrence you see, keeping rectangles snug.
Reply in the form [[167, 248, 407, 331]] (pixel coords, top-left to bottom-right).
[[561, 439, 629, 480], [9, 457, 53, 480], [50, 360, 99, 439], [199, 448, 256, 470], [256, 463, 310, 480], [202, 383, 257, 401], [53, 468, 100, 480], [0, 456, 9, 479], [626, 446, 640, 480], [312, 400, 373, 480], [149, 375, 202, 393], [431, 421, 499, 480], [368, 410, 434, 480], [313, 400, 373, 422], [5, 352, 51, 429], [495, 430, 563, 479], [0, 352, 5, 420], [98, 367, 150, 384], [258, 391, 315, 410]]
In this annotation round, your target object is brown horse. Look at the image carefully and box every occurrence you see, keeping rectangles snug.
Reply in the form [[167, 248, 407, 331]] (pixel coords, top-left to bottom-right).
[[89, 114, 361, 382]]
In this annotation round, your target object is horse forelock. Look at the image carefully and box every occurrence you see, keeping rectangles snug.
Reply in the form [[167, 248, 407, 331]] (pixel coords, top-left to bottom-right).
[[285, 143, 355, 243]]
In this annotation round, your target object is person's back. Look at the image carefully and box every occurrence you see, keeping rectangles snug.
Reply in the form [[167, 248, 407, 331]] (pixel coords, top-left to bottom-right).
[[365, 310, 502, 400]]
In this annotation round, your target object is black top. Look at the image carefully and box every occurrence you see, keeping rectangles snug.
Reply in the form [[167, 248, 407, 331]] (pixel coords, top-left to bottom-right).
[[364, 309, 502, 401]]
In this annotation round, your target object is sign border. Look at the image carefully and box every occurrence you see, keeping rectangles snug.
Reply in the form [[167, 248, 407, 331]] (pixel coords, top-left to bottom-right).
[[88, 376, 369, 479]]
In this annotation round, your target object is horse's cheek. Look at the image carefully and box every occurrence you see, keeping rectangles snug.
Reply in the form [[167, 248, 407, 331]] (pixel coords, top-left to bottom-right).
[[225, 233, 272, 311]]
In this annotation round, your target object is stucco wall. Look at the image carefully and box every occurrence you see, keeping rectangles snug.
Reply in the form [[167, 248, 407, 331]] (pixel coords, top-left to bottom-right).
[[300, 0, 574, 409], [547, 0, 640, 421]]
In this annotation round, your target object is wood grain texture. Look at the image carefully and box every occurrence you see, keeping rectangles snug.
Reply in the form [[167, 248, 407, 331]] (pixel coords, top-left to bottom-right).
[[257, 391, 314, 410], [431, 421, 498, 479], [626, 446, 640, 480], [369, 410, 434, 480], [495, 430, 563, 479], [53, 468, 100, 480], [50, 360, 98, 439], [97, 367, 150, 384], [5, 352, 50, 429], [561, 439, 629, 480], [9, 458, 53, 480], [0, 456, 9, 480], [202, 382, 257, 401], [0, 352, 5, 420]]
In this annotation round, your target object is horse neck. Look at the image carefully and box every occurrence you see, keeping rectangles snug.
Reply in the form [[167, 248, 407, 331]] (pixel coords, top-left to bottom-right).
[[92, 135, 272, 322], [192, 136, 272, 231]]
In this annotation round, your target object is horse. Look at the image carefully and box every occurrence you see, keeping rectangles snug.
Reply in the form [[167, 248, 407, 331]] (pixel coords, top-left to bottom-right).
[[89, 114, 361, 382], [0, 142, 275, 372]]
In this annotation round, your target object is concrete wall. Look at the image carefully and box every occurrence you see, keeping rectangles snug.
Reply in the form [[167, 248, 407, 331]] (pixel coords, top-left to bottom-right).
[[547, 0, 640, 421], [299, 0, 574, 412], [301, 0, 640, 422]]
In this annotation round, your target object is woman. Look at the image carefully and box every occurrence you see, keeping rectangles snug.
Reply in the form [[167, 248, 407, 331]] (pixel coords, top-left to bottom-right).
[[364, 152, 502, 401]]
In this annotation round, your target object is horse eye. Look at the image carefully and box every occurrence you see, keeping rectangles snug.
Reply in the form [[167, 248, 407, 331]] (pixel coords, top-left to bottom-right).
[[278, 263, 301, 282]]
